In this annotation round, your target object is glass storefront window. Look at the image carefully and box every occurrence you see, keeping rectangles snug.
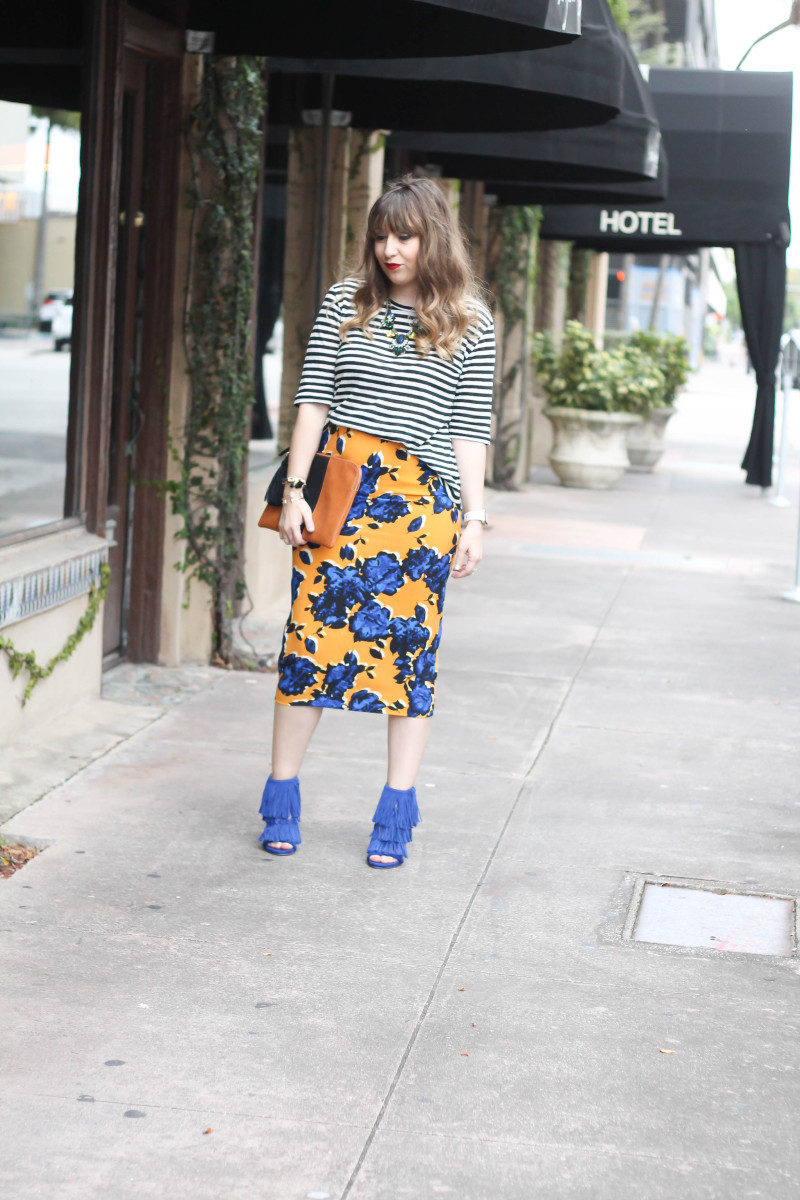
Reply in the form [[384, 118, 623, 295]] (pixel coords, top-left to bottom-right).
[[0, 99, 80, 539]]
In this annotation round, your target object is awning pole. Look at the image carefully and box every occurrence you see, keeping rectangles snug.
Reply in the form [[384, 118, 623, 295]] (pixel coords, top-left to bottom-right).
[[780, 341, 800, 601], [769, 364, 792, 509], [781, 495, 800, 602]]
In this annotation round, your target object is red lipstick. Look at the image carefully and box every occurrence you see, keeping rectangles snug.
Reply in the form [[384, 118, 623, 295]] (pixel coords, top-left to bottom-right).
[[385, 263, 401, 271]]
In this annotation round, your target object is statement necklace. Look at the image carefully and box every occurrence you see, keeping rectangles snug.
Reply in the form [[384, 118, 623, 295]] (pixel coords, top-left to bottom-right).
[[380, 301, 419, 357]]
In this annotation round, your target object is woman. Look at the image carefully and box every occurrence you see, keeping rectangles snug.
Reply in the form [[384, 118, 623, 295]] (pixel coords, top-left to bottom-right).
[[258, 174, 495, 868]]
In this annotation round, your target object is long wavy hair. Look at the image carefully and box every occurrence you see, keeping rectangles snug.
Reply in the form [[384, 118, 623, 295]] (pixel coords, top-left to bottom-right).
[[339, 174, 481, 360]]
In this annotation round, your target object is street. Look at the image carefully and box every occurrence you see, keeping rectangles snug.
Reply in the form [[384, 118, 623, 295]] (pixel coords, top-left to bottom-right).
[[1, 358, 799, 1199]]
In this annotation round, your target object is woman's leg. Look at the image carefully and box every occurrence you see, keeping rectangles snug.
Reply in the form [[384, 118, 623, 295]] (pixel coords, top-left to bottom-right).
[[368, 714, 433, 864], [387, 713, 433, 788], [266, 703, 323, 848]]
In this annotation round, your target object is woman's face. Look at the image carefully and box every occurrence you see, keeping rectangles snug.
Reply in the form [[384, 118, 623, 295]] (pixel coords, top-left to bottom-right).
[[374, 229, 421, 287]]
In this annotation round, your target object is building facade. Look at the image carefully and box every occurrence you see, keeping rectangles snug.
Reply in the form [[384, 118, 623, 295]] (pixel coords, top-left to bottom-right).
[[1, 3, 220, 744]]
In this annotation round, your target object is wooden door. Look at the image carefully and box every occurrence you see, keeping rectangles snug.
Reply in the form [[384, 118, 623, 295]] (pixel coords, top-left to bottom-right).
[[103, 49, 150, 658]]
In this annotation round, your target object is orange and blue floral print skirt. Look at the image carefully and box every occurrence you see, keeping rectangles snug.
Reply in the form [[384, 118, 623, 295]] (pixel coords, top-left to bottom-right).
[[275, 423, 462, 718]]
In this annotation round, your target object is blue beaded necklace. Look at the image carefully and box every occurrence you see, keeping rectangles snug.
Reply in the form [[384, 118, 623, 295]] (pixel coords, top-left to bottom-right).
[[380, 300, 420, 357]]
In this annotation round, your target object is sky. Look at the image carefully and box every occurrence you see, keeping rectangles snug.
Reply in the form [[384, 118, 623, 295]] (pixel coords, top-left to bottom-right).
[[26, 120, 81, 213], [715, 0, 800, 265]]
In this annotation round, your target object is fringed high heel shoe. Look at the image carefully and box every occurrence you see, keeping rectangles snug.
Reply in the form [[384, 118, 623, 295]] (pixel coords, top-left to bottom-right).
[[366, 784, 420, 868], [258, 774, 302, 855]]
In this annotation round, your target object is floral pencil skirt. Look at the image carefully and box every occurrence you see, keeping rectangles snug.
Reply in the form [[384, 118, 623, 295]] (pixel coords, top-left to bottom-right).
[[275, 423, 462, 717]]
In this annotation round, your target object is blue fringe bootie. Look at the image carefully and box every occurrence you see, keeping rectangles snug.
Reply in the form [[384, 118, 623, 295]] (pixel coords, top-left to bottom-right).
[[258, 774, 302, 855], [366, 783, 420, 869]]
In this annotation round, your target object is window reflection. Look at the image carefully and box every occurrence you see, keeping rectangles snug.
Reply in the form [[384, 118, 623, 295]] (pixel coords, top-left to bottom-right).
[[0, 99, 80, 539]]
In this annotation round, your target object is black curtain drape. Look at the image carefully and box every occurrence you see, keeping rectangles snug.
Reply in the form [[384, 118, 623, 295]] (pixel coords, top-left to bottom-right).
[[735, 240, 787, 488]]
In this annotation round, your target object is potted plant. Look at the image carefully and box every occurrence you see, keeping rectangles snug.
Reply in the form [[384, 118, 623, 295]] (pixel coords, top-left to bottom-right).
[[532, 322, 663, 489], [625, 332, 690, 471]]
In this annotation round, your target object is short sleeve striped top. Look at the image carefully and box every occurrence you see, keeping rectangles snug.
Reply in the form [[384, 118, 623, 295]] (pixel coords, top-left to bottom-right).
[[293, 277, 495, 506]]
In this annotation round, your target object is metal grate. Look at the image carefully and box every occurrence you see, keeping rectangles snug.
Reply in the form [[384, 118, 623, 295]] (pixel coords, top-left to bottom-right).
[[631, 880, 796, 957]]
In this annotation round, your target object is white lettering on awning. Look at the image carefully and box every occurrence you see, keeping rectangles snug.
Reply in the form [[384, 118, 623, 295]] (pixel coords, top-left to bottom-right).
[[597, 210, 683, 237], [600, 209, 620, 233]]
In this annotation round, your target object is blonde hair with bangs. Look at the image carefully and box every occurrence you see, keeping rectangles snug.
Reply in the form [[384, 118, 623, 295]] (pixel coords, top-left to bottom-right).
[[339, 174, 482, 360]]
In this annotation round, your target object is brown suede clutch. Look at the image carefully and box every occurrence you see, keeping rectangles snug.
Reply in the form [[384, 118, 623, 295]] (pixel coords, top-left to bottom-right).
[[258, 452, 362, 547]]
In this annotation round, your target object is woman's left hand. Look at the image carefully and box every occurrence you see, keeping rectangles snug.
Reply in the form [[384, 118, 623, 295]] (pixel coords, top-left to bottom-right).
[[451, 521, 483, 579]]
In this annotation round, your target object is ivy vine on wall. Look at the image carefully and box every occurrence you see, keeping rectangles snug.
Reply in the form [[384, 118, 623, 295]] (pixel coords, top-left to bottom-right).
[[0, 563, 110, 706], [163, 56, 266, 664]]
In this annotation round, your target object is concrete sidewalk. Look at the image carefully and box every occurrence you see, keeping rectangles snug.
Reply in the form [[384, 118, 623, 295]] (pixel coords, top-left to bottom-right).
[[2, 360, 800, 1199]]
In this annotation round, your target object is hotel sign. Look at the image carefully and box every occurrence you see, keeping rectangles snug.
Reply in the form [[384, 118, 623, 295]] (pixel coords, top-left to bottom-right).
[[599, 210, 683, 237]]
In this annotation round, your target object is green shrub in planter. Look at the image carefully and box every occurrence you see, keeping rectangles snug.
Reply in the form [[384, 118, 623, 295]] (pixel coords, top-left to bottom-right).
[[532, 322, 613, 410], [611, 342, 667, 415], [533, 322, 651, 489], [624, 332, 690, 471], [532, 321, 665, 416], [626, 330, 690, 407]]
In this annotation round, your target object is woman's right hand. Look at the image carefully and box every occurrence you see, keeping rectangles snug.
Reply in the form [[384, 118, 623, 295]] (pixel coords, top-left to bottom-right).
[[278, 491, 316, 547]]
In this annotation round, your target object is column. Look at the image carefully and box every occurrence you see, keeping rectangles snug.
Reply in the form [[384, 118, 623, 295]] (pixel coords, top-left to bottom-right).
[[278, 125, 350, 448]]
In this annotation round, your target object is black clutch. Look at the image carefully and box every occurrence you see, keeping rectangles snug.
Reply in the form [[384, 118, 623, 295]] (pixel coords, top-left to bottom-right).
[[259, 451, 362, 547], [265, 452, 332, 508]]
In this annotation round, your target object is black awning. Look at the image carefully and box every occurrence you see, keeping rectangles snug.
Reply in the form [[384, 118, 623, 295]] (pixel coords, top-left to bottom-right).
[[187, 0, 581, 57], [0, 4, 83, 109], [0, 5, 82, 54], [268, 0, 624, 133], [539, 69, 792, 251], [386, 23, 660, 184], [0, 0, 581, 111], [0, 54, 83, 110], [487, 146, 668, 206], [536, 70, 794, 491]]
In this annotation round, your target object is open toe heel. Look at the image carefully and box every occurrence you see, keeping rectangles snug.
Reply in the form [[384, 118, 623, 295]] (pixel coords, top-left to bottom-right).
[[258, 774, 302, 856], [366, 784, 419, 869]]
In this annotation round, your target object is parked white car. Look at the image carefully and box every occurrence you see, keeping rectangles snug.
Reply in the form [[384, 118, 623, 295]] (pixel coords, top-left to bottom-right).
[[39, 288, 72, 332], [52, 294, 73, 352]]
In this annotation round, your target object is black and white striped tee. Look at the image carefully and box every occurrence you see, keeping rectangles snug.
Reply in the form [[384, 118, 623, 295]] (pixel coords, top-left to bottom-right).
[[293, 277, 495, 506]]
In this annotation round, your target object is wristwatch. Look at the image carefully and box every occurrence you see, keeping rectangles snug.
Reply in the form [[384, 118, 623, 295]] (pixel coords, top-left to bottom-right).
[[462, 508, 488, 526]]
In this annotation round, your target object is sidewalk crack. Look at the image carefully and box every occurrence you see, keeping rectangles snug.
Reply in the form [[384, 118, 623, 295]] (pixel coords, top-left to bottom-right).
[[339, 569, 632, 1198]]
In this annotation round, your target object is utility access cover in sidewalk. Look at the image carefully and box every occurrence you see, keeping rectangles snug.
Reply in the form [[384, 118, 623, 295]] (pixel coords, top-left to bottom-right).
[[631, 879, 796, 957]]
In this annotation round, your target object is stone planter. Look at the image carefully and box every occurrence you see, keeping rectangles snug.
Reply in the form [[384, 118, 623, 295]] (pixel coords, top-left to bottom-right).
[[626, 404, 676, 471], [543, 406, 642, 489]]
